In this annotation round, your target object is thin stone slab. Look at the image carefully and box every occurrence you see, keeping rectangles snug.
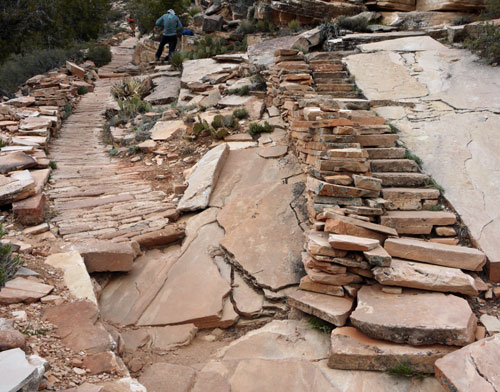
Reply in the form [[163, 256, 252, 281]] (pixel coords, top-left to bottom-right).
[[257, 145, 288, 159], [218, 181, 305, 290], [144, 77, 180, 105], [150, 120, 186, 141], [232, 273, 264, 317], [373, 258, 479, 296], [350, 285, 477, 346], [0, 175, 35, 206], [150, 324, 198, 353], [363, 245, 392, 267], [178, 143, 229, 212], [435, 334, 500, 392], [328, 234, 379, 251], [0, 151, 37, 174], [181, 58, 239, 85], [45, 252, 97, 304], [328, 327, 456, 374], [0, 277, 53, 304], [288, 290, 354, 326], [384, 237, 486, 271], [139, 363, 196, 392]]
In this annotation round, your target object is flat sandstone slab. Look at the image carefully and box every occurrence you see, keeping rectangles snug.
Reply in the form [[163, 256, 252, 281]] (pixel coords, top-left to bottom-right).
[[328, 326, 456, 374], [328, 234, 379, 251], [384, 237, 486, 271], [288, 290, 354, 326], [350, 285, 476, 346], [435, 334, 500, 392], [373, 258, 479, 296]]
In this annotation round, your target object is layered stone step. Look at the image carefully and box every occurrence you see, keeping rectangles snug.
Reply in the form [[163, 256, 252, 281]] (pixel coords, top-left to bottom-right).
[[384, 238, 486, 271], [382, 188, 440, 211], [365, 147, 406, 160], [350, 285, 477, 346], [287, 290, 354, 326], [354, 134, 398, 147], [370, 159, 420, 173], [372, 258, 479, 296], [373, 172, 429, 187], [380, 210, 456, 234], [328, 326, 456, 374]]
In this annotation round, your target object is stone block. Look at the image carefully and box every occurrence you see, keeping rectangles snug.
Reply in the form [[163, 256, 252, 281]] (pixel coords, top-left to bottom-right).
[[74, 240, 138, 273], [12, 193, 46, 225]]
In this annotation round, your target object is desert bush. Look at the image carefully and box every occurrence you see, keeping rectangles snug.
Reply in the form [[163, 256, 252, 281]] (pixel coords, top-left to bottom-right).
[[465, 23, 500, 64], [248, 121, 272, 136], [479, 0, 500, 20], [128, 0, 188, 33], [227, 85, 250, 96], [170, 52, 183, 68], [0, 226, 22, 288], [87, 44, 112, 67], [335, 15, 369, 32], [78, 86, 89, 95], [288, 19, 301, 32], [233, 108, 249, 119], [188, 7, 201, 16], [452, 16, 473, 25], [238, 19, 256, 34]]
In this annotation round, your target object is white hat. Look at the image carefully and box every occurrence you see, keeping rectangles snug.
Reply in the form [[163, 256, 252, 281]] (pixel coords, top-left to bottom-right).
[[167, 9, 175, 15]]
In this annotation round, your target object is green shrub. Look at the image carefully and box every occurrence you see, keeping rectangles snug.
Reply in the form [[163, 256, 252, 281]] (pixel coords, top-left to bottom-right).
[[248, 121, 272, 137], [404, 150, 423, 166], [479, 0, 500, 20], [425, 176, 445, 195], [288, 19, 301, 32], [452, 16, 473, 25], [188, 7, 201, 16], [87, 44, 112, 67], [387, 362, 424, 380], [170, 52, 183, 68], [77, 86, 89, 95], [238, 19, 256, 34], [0, 226, 23, 288], [307, 316, 334, 333], [108, 148, 120, 156], [62, 104, 72, 120], [335, 15, 369, 32], [465, 23, 500, 64], [49, 161, 58, 170], [227, 85, 250, 96], [233, 108, 249, 119]]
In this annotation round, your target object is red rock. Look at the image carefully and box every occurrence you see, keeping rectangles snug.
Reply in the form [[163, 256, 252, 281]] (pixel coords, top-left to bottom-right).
[[131, 226, 185, 248], [12, 193, 46, 225]]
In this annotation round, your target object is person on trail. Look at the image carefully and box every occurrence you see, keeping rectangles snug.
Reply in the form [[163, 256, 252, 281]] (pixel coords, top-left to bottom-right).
[[127, 17, 136, 36], [155, 9, 183, 63]]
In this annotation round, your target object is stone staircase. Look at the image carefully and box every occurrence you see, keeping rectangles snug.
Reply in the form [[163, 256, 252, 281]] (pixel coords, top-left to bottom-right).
[[266, 48, 488, 379]]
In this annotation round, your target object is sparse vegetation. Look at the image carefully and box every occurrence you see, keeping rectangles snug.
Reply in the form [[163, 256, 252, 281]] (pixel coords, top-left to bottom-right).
[[0, 226, 23, 288], [428, 204, 444, 211], [227, 85, 250, 96], [62, 104, 72, 120], [425, 176, 445, 195], [77, 86, 89, 95], [479, 0, 500, 20], [288, 19, 301, 33], [170, 52, 184, 69], [128, 0, 188, 33], [248, 121, 272, 137], [87, 44, 112, 67], [111, 78, 152, 117], [108, 148, 120, 156], [452, 16, 473, 25], [404, 150, 423, 166], [389, 124, 399, 134], [20, 323, 50, 336], [387, 361, 425, 380], [465, 23, 500, 65], [49, 161, 57, 170], [188, 7, 201, 17], [307, 316, 334, 333], [335, 15, 370, 33], [233, 108, 249, 119]]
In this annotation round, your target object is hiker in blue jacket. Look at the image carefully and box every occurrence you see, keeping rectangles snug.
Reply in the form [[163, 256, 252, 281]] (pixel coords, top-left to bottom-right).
[[155, 9, 183, 62]]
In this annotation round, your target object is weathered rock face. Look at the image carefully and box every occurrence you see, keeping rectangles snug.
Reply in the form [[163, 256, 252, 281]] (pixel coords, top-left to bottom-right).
[[350, 285, 477, 346], [139, 363, 197, 392], [384, 238, 486, 271], [328, 327, 455, 373], [373, 258, 479, 296], [137, 223, 231, 327], [218, 181, 305, 291], [132, 38, 158, 65], [99, 247, 181, 326], [435, 334, 500, 392], [256, 0, 365, 26], [416, 0, 484, 11], [178, 143, 229, 212]]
